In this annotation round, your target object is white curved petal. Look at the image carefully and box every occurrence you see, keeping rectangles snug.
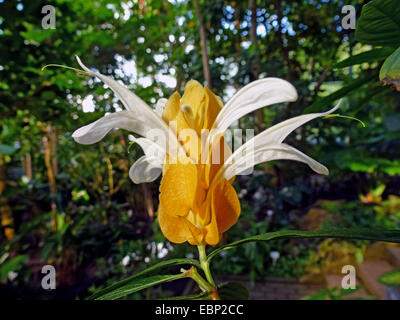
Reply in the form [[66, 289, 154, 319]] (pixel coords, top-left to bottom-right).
[[75, 57, 183, 156], [226, 101, 342, 164], [130, 136, 166, 161], [72, 111, 170, 151], [213, 78, 298, 132], [72, 111, 143, 144], [223, 143, 328, 181], [76, 56, 150, 115], [155, 98, 168, 117], [253, 100, 342, 148], [129, 156, 162, 184]]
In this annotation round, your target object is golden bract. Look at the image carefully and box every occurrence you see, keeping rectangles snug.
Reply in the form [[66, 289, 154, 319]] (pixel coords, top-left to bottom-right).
[[158, 80, 240, 246]]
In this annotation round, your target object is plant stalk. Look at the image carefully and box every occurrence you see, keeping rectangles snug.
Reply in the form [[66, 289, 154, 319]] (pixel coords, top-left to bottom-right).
[[181, 266, 213, 293], [197, 244, 215, 287]]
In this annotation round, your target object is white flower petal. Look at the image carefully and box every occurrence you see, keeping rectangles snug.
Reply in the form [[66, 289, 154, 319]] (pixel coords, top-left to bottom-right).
[[223, 143, 328, 181], [130, 136, 166, 161], [218, 103, 341, 180], [253, 100, 342, 148], [129, 156, 162, 184], [72, 111, 145, 145], [76, 56, 150, 115], [155, 98, 168, 117], [73, 111, 172, 154], [75, 57, 183, 156], [213, 78, 298, 133], [225, 101, 342, 165]]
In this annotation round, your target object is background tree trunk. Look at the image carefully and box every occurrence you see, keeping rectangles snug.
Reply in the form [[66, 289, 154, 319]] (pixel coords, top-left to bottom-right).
[[250, 0, 265, 133], [194, 0, 212, 89], [43, 125, 58, 232], [142, 184, 154, 221], [0, 155, 14, 240], [22, 152, 33, 179]]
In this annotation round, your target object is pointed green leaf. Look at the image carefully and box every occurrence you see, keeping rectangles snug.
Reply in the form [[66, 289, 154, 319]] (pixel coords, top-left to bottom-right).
[[161, 292, 208, 300], [379, 270, 400, 286], [333, 47, 395, 69], [304, 74, 377, 113], [208, 228, 400, 262], [88, 258, 200, 300], [0, 255, 28, 282], [95, 274, 187, 300]]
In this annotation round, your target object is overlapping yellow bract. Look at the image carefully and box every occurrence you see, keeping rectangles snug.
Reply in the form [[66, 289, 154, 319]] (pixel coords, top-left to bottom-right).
[[158, 80, 240, 246]]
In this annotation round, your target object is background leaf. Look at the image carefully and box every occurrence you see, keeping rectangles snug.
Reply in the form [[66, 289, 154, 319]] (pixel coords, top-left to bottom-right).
[[379, 46, 400, 91], [94, 274, 186, 300], [355, 0, 400, 47], [0, 255, 28, 281], [0, 144, 18, 155], [333, 47, 395, 69], [208, 229, 400, 262], [304, 73, 376, 112], [218, 282, 250, 300], [379, 270, 400, 286], [88, 258, 199, 300], [161, 292, 208, 300]]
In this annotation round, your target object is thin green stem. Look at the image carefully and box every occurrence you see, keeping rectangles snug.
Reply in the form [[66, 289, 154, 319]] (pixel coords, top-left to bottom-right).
[[324, 114, 366, 127], [41, 64, 90, 76], [197, 244, 215, 287]]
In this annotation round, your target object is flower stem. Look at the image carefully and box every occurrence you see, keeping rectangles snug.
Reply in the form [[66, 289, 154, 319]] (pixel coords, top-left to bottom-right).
[[181, 266, 213, 293], [197, 244, 215, 287]]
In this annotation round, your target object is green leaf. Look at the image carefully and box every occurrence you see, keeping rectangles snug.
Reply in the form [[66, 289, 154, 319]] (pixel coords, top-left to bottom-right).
[[20, 22, 56, 43], [0, 144, 17, 155], [333, 47, 395, 69], [379, 270, 400, 286], [0, 255, 28, 281], [302, 287, 363, 300], [95, 274, 187, 300], [332, 150, 400, 175], [207, 229, 400, 262], [355, 0, 400, 47], [351, 85, 388, 115], [305, 74, 377, 113], [380, 46, 400, 91], [383, 113, 400, 132], [88, 258, 199, 300], [161, 292, 208, 300], [218, 282, 250, 300]]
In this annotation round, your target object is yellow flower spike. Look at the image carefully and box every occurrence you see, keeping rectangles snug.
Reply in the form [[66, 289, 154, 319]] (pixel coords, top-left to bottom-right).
[[162, 92, 188, 135], [157, 81, 238, 246], [203, 86, 223, 130], [159, 158, 197, 219], [180, 80, 206, 118], [181, 104, 197, 130], [212, 181, 241, 234]]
